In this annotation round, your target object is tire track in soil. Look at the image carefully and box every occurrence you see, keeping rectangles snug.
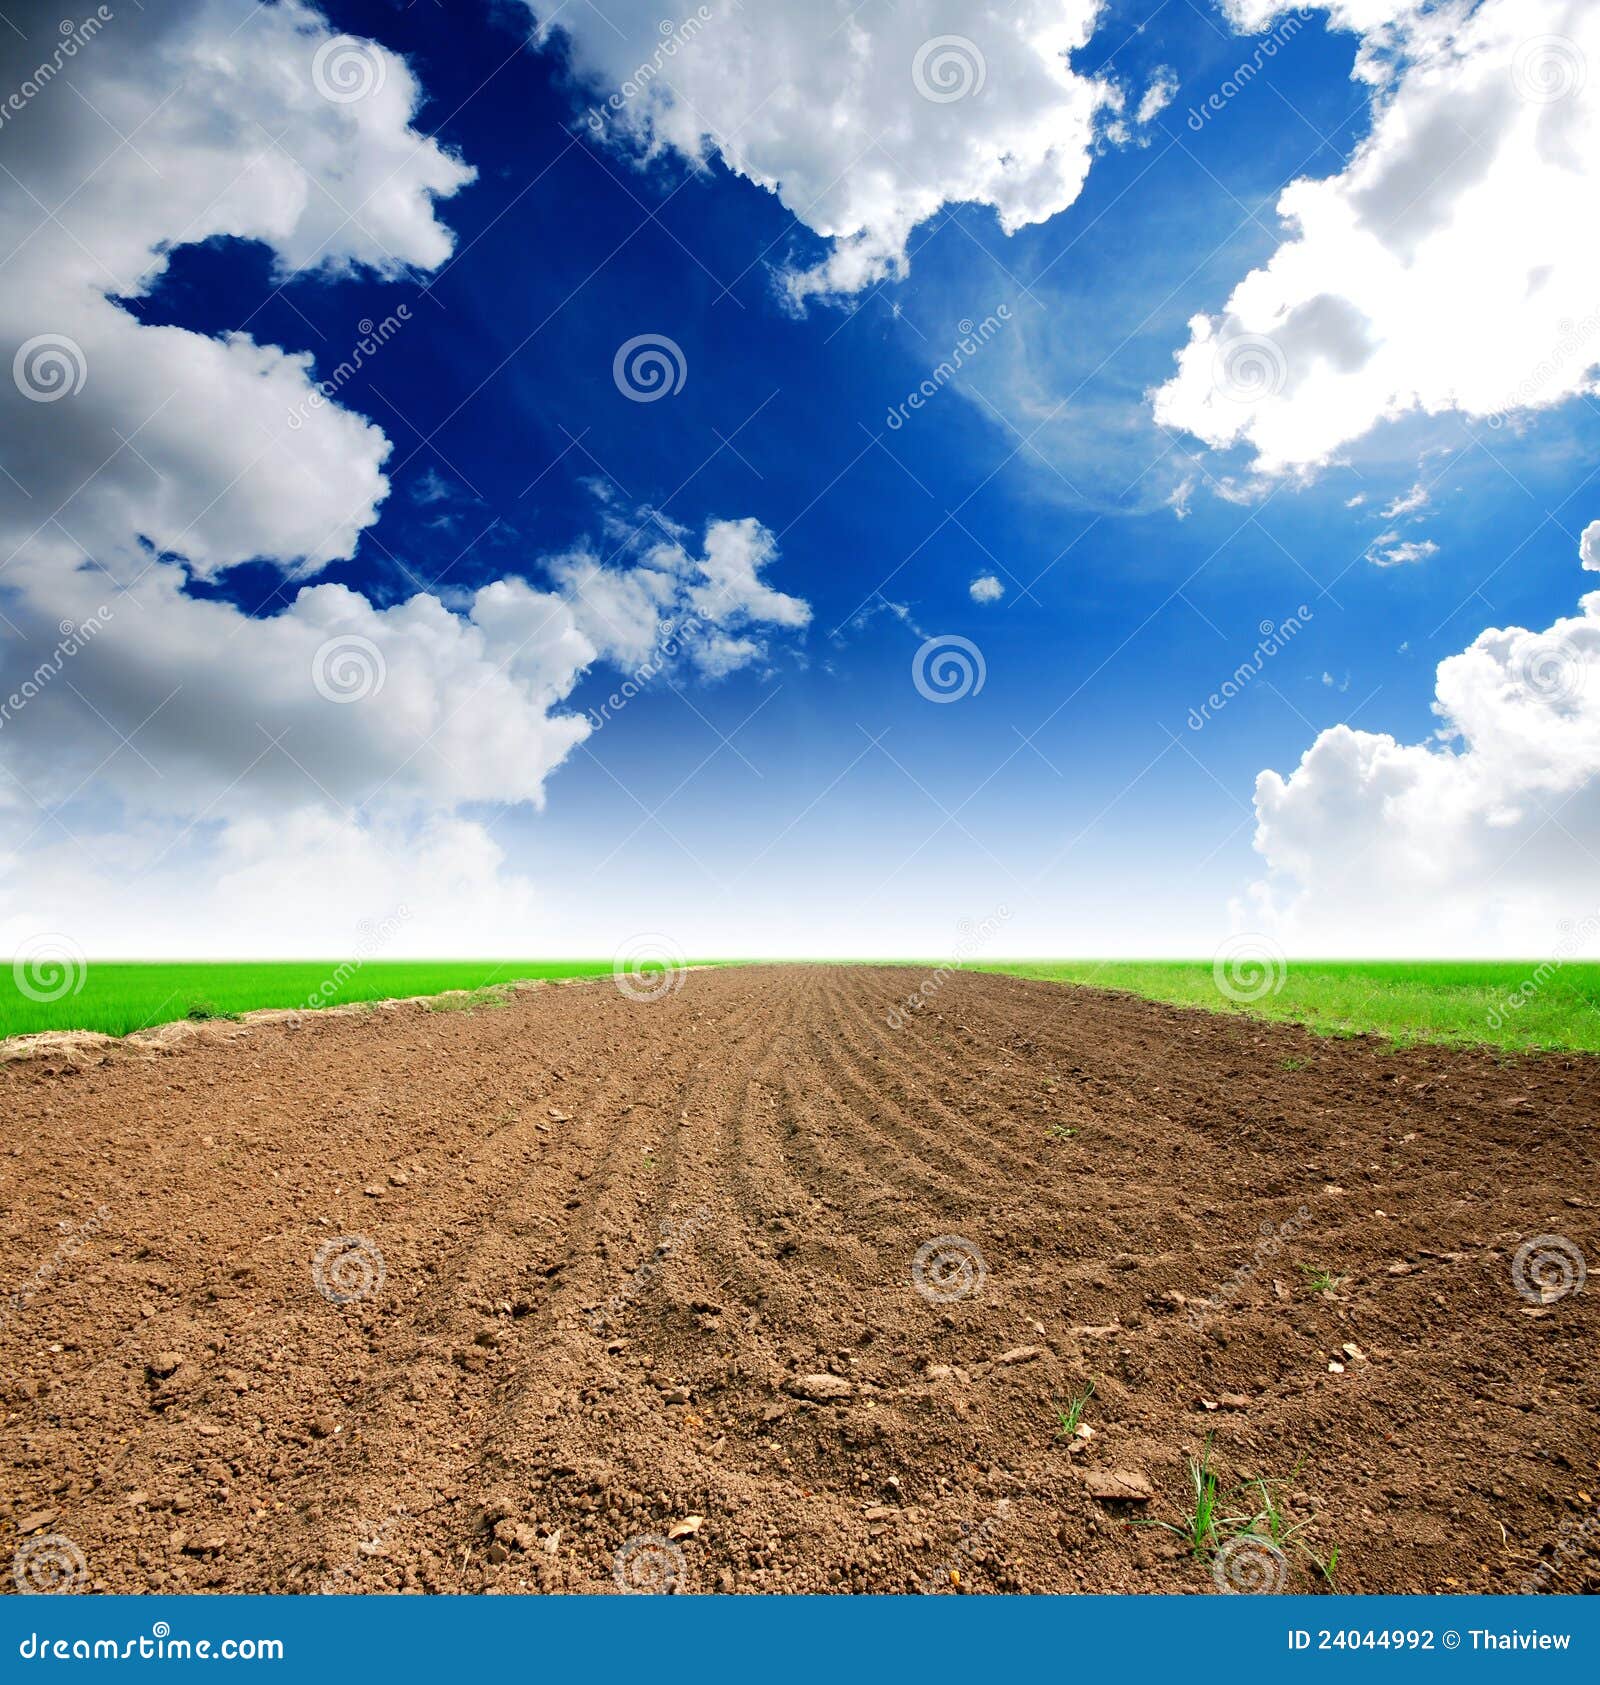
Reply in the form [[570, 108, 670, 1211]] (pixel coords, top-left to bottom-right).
[[2, 965, 1595, 1594]]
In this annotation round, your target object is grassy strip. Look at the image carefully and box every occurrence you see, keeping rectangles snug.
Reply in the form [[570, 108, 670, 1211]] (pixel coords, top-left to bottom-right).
[[0, 960, 618, 1040], [12, 956, 1600, 1055], [972, 960, 1600, 1055]]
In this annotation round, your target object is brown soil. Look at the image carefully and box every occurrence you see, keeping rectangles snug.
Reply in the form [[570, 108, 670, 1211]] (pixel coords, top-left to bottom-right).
[[1, 964, 1596, 1596]]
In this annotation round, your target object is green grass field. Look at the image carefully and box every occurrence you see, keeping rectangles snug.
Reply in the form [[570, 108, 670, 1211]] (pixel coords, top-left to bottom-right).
[[973, 959, 1600, 1055], [0, 960, 616, 1040], [7, 956, 1600, 1055]]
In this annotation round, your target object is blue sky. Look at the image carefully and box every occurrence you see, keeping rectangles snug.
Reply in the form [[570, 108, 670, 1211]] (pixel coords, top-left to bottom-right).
[[3, 0, 1600, 959]]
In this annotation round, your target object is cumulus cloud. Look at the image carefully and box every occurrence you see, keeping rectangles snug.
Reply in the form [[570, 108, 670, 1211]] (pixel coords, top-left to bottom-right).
[[1247, 527, 1600, 954], [548, 511, 811, 673], [0, 1, 473, 579], [1581, 519, 1600, 571], [1155, 0, 1600, 473], [534, 0, 1113, 307], [969, 575, 1006, 603], [0, 0, 808, 958]]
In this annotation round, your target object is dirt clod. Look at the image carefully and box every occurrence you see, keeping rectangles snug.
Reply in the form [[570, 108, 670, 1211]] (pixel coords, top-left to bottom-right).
[[1083, 1470, 1154, 1503], [786, 1374, 854, 1402]]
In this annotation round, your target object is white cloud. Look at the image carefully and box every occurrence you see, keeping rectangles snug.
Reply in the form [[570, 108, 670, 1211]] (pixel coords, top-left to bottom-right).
[[0, 0, 474, 580], [548, 512, 811, 673], [0, 1, 808, 959], [412, 469, 457, 506], [0, 807, 547, 962], [1247, 528, 1600, 954], [1367, 536, 1437, 567], [1381, 480, 1430, 517], [1155, 0, 1600, 473], [1581, 518, 1600, 570], [1220, 2, 1421, 40], [969, 575, 1006, 603], [687, 517, 813, 633], [1137, 65, 1180, 124], [535, 0, 1113, 307]]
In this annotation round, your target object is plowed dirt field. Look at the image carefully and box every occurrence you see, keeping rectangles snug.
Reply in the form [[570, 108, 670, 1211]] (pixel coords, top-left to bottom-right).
[[2, 965, 1595, 1595]]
